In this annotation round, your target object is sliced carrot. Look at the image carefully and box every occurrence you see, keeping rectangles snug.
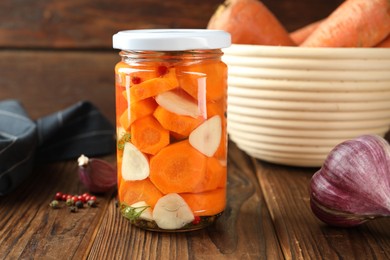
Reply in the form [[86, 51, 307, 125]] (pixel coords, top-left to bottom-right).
[[116, 85, 128, 125], [301, 0, 390, 47], [119, 109, 131, 131], [193, 157, 227, 192], [130, 67, 179, 102], [177, 60, 227, 102], [153, 106, 204, 137], [115, 61, 162, 88], [207, 0, 295, 46], [181, 188, 226, 216], [119, 98, 157, 130], [149, 140, 208, 194], [118, 178, 163, 208], [290, 20, 323, 45], [131, 116, 170, 155]]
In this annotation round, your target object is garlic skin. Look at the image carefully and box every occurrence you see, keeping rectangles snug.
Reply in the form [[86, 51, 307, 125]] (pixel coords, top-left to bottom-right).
[[77, 154, 117, 193], [310, 135, 390, 227]]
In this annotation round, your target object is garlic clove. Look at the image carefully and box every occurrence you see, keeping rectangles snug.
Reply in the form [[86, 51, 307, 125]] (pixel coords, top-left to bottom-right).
[[121, 142, 149, 181], [77, 154, 117, 193], [309, 134, 390, 227], [153, 193, 195, 230]]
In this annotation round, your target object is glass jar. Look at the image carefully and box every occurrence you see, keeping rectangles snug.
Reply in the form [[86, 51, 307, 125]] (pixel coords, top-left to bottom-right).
[[112, 29, 231, 231]]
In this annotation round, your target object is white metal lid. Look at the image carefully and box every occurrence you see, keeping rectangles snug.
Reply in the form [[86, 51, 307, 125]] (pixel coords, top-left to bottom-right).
[[112, 29, 231, 51]]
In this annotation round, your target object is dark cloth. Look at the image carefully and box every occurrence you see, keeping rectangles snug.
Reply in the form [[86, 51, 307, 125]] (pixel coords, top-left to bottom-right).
[[0, 100, 115, 195]]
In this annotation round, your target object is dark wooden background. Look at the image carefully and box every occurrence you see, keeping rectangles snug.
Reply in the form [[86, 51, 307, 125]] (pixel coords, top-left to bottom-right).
[[3, 1, 390, 259], [0, 0, 344, 123]]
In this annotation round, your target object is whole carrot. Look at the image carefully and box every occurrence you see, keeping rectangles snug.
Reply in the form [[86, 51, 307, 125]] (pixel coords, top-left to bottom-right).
[[290, 20, 323, 45], [301, 0, 390, 47], [207, 0, 295, 46], [376, 34, 390, 47]]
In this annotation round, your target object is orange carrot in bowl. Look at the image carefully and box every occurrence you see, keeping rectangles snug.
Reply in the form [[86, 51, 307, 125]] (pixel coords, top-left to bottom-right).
[[301, 0, 390, 47], [207, 0, 295, 46], [376, 34, 390, 47], [290, 20, 323, 45], [149, 140, 208, 194]]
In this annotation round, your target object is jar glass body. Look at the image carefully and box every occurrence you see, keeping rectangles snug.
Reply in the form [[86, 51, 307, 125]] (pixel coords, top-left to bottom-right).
[[115, 49, 228, 231]]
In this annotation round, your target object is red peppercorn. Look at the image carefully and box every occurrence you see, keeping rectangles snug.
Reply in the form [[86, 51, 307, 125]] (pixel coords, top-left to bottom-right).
[[72, 196, 79, 203], [90, 196, 97, 202], [157, 65, 168, 77], [131, 76, 141, 84], [55, 192, 63, 201], [61, 194, 68, 201], [192, 216, 201, 225], [77, 195, 85, 203]]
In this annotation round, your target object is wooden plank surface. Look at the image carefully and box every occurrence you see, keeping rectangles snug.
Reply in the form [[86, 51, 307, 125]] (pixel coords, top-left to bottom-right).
[[0, 0, 344, 49], [0, 141, 282, 259], [85, 142, 284, 259], [0, 50, 117, 123], [0, 160, 115, 259], [0, 0, 388, 256], [254, 159, 390, 260]]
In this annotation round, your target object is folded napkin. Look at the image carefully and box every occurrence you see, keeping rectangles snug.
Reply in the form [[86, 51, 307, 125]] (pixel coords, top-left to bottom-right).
[[0, 100, 115, 196]]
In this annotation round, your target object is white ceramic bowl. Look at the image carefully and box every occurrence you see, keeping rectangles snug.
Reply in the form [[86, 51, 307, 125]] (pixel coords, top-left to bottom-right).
[[224, 44, 390, 167]]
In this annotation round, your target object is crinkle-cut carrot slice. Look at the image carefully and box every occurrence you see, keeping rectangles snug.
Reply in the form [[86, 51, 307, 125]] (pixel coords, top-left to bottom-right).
[[181, 188, 226, 216], [130, 67, 179, 102], [119, 98, 157, 130], [118, 177, 163, 208], [177, 61, 227, 102], [153, 106, 204, 137], [131, 116, 169, 155], [193, 157, 227, 192], [149, 140, 207, 194]]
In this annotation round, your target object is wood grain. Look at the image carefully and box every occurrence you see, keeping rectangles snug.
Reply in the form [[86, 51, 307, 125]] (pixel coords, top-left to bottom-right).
[[254, 159, 390, 260], [87, 142, 283, 259], [0, 161, 115, 259], [1, 0, 389, 258], [0, 0, 221, 49], [0, 0, 345, 49], [0, 50, 117, 124]]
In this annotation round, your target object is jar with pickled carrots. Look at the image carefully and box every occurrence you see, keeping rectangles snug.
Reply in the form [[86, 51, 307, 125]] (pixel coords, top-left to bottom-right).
[[112, 29, 231, 231]]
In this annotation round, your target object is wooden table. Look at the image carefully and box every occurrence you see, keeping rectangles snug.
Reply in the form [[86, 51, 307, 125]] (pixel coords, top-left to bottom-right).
[[1, 0, 389, 258], [1, 131, 390, 260], [0, 50, 389, 259]]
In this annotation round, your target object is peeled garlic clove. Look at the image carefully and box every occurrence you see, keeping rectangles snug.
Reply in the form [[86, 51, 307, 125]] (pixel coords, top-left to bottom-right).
[[78, 154, 117, 193], [153, 193, 194, 230], [310, 134, 390, 227]]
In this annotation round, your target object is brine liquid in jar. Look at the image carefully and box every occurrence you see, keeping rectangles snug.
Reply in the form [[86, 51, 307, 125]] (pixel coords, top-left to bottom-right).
[[113, 29, 231, 231]]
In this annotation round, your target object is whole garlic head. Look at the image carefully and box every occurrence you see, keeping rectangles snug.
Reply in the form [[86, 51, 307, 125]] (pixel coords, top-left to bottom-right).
[[310, 134, 390, 227]]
